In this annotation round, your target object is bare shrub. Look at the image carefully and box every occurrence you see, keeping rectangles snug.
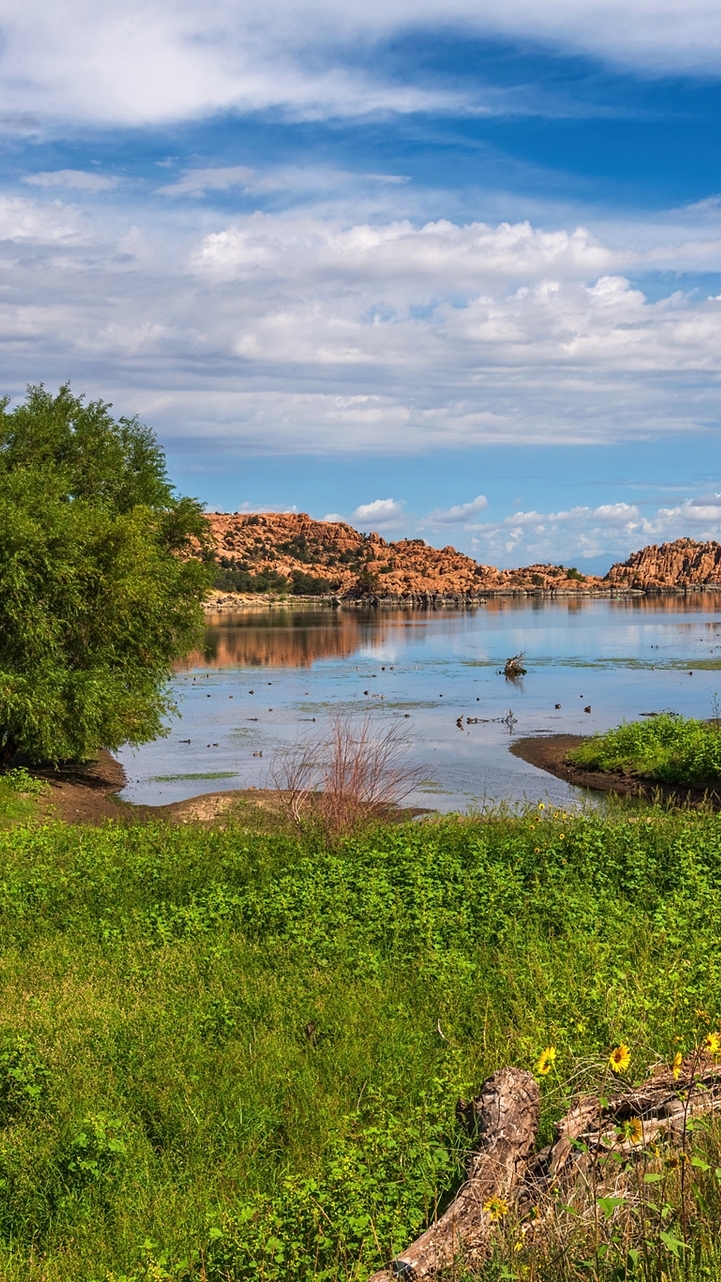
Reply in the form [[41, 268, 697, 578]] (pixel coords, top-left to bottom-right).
[[270, 712, 421, 837]]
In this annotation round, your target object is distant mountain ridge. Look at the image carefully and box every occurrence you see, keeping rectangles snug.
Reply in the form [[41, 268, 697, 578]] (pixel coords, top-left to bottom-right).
[[205, 514, 721, 600]]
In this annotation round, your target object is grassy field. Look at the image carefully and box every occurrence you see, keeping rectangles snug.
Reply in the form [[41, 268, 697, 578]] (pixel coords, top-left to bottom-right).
[[0, 805, 720, 1279], [567, 714, 721, 787]]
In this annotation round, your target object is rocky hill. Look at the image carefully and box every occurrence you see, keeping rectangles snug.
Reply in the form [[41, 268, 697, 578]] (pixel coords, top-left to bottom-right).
[[605, 539, 721, 590], [203, 516, 721, 603], [205, 511, 601, 600]]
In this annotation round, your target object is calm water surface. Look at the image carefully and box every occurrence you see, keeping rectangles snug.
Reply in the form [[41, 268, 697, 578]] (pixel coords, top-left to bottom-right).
[[117, 595, 721, 811]]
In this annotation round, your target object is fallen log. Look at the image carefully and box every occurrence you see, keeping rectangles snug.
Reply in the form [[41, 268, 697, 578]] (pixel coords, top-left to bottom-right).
[[370, 1053, 721, 1280], [369, 1067, 539, 1280]]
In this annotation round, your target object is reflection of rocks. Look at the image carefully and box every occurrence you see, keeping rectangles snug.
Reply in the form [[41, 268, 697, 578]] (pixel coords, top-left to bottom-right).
[[178, 610, 387, 670], [605, 539, 721, 590]]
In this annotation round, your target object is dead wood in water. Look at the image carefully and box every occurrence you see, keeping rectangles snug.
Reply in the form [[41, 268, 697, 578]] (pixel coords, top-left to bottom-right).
[[369, 1054, 721, 1280], [503, 652, 527, 678]]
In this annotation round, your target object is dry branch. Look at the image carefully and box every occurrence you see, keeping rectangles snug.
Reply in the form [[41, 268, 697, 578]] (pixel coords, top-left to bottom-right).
[[369, 1054, 721, 1280], [503, 652, 527, 679], [270, 712, 421, 836]]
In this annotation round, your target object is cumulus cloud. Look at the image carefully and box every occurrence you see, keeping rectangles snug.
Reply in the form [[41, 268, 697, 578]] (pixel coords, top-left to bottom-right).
[[23, 169, 119, 191], [467, 497, 721, 566], [1, 200, 721, 455], [0, 194, 81, 241], [351, 498, 405, 526]]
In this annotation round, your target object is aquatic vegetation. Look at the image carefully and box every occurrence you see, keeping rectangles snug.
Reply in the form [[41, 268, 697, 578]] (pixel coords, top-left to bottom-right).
[[569, 712, 721, 785]]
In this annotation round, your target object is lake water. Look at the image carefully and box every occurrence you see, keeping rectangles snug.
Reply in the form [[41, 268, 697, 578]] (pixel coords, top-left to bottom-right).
[[117, 594, 721, 812]]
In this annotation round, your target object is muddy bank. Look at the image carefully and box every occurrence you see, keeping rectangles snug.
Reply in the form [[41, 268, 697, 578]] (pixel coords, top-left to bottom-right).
[[23, 751, 430, 827], [511, 735, 721, 808]]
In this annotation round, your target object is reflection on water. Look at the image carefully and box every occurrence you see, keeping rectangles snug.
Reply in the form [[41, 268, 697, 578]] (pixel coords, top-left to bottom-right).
[[182, 595, 721, 672], [178, 608, 390, 670], [120, 595, 721, 810]]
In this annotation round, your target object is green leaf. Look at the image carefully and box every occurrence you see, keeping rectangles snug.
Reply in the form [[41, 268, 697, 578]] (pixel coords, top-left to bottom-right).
[[597, 1196, 624, 1219], [659, 1231, 688, 1256]]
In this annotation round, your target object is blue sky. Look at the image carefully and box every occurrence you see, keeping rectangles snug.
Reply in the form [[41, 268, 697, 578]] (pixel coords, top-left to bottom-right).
[[2, 0, 721, 570]]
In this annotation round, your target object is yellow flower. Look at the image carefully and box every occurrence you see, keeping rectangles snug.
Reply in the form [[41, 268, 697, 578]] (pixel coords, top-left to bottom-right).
[[538, 803, 545, 810], [535, 1046, 556, 1076], [609, 1044, 631, 1074], [704, 1031, 721, 1056], [483, 1196, 509, 1221], [672, 1051, 683, 1079], [625, 1117, 643, 1144]]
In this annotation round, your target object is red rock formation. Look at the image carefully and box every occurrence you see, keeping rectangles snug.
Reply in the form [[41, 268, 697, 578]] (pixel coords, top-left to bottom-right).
[[604, 539, 721, 589], [205, 512, 602, 598]]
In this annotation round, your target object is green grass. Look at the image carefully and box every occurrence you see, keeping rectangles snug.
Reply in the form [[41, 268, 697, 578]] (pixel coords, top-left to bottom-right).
[[0, 808, 721, 1278], [0, 768, 47, 828], [568, 713, 721, 786]]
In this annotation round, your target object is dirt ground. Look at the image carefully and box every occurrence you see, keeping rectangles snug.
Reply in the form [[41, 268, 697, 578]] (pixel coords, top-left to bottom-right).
[[511, 734, 721, 808], [21, 751, 429, 828], [25, 751, 288, 827]]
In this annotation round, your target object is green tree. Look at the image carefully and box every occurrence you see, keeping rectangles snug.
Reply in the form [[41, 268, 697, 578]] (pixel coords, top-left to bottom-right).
[[0, 384, 214, 765]]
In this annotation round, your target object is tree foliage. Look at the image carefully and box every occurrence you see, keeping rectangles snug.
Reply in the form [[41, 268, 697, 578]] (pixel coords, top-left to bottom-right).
[[0, 384, 214, 764]]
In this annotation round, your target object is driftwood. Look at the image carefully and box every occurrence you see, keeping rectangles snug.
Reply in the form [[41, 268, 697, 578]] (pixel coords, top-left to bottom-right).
[[503, 652, 527, 679], [369, 1054, 721, 1280]]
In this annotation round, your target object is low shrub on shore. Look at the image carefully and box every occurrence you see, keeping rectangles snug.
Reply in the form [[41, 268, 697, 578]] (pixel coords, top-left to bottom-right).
[[0, 807, 719, 1278], [568, 712, 721, 786]]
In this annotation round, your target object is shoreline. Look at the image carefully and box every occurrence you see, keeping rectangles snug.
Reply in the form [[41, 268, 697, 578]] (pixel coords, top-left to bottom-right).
[[29, 752, 432, 827], [511, 734, 721, 808], [203, 585, 721, 614]]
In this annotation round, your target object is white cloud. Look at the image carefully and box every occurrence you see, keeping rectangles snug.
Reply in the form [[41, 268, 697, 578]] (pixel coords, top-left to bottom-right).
[[23, 169, 119, 191], [2, 201, 721, 455], [351, 497, 405, 526], [422, 495, 488, 525], [0, 194, 81, 241], [467, 496, 721, 566], [0, 1, 721, 129], [157, 166, 255, 197]]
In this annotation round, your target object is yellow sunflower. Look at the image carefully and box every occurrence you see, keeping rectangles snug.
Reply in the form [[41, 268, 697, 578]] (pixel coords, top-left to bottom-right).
[[609, 1044, 631, 1074], [672, 1051, 683, 1079], [483, 1196, 509, 1221], [624, 1117, 643, 1144], [535, 1046, 557, 1076]]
